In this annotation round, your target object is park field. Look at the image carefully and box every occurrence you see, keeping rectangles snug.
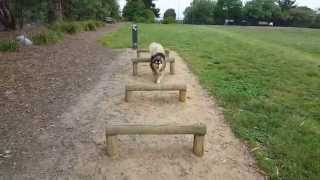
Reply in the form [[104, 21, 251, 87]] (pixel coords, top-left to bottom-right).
[[100, 24, 320, 179]]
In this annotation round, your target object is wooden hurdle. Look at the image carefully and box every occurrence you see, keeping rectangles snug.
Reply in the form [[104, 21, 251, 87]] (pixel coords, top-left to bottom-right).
[[125, 84, 187, 102], [137, 49, 170, 58], [132, 57, 175, 76], [105, 123, 207, 157]]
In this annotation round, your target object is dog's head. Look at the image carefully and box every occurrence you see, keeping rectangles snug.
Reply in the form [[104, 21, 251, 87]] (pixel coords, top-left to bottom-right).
[[151, 53, 166, 70]]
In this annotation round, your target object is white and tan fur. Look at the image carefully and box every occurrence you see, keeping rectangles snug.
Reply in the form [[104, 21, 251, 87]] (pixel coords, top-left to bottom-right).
[[149, 42, 166, 83]]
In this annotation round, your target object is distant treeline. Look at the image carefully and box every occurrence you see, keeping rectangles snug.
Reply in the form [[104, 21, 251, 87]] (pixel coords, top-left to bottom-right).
[[183, 0, 320, 28], [0, 0, 120, 30]]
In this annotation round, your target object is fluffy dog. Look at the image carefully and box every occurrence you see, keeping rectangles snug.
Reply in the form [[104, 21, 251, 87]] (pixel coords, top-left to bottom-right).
[[149, 42, 166, 83]]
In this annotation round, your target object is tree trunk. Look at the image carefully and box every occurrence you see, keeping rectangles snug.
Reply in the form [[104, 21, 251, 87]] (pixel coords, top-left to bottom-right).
[[0, 0, 16, 30], [48, 0, 63, 23], [54, 0, 63, 21]]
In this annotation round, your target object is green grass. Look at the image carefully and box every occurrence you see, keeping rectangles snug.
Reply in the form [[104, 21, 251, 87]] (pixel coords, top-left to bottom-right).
[[0, 39, 18, 52], [100, 24, 320, 179], [31, 30, 64, 45]]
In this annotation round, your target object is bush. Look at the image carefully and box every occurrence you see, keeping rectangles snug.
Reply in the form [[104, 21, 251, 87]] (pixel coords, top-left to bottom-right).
[[83, 21, 97, 31], [50, 22, 82, 34], [32, 30, 64, 45], [93, 20, 105, 28], [163, 9, 176, 24], [50, 21, 105, 33], [163, 16, 176, 24], [144, 9, 156, 23], [0, 40, 18, 52]]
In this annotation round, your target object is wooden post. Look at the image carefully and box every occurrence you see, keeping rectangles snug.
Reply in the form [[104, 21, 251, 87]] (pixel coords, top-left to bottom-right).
[[125, 88, 130, 102], [179, 89, 187, 102], [170, 61, 175, 75], [133, 62, 138, 76], [165, 50, 170, 58], [193, 135, 205, 157], [106, 135, 118, 157]]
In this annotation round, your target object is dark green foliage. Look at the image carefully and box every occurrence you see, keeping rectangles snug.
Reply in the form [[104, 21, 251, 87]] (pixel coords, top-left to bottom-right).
[[0, 39, 18, 52], [143, 9, 156, 23], [163, 16, 176, 24], [215, 0, 243, 24], [278, 0, 296, 11], [0, 0, 119, 30], [243, 0, 281, 24], [63, 0, 119, 21], [50, 20, 104, 34], [183, 0, 319, 28], [311, 14, 320, 28], [82, 21, 97, 31], [142, 0, 160, 18], [184, 0, 216, 24], [31, 30, 64, 45], [123, 0, 155, 23], [163, 9, 176, 24], [287, 6, 316, 27], [51, 21, 82, 34]]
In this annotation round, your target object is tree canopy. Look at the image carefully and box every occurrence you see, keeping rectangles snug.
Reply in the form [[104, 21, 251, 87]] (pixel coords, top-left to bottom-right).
[[184, 0, 216, 25], [183, 0, 320, 28], [122, 0, 157, 23], [243, 0, 281, 24], [122, 0, 155, 23], [163, 9, 176, 24], [0, 0, 120, 30], [215, 0, 243, 24]]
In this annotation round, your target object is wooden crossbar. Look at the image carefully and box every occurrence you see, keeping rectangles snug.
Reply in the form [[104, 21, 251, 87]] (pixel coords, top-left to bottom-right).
[[137, 49, 170, 58], [106, 123, 207, 157], [132, 57, 175, 63], [125, 84, 187, 102], [131, 57, 175, 76]]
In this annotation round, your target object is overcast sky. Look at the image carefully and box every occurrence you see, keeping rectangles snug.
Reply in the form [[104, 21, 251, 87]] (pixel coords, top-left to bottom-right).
[[118, 0, 320, 19]]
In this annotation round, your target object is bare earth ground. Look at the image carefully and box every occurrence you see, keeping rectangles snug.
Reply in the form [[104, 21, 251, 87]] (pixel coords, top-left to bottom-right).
[[1, 24, 264, 179]]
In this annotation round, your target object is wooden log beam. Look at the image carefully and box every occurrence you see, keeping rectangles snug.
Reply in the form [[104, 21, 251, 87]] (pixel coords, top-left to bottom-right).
[[126, 84, 186, 91], [106, 123, 207, 136], [125, 84, 187, 102], [137, 49, 170, 58], [105, 123, 207, 157], [132, 57, 175, 63]]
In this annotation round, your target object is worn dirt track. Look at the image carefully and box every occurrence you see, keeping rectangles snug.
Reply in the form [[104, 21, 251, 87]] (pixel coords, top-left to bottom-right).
[[1, 24, 264, 179]]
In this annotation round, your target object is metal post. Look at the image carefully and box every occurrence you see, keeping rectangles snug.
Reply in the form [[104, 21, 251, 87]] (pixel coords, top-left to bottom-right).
[[132, 24, 138, 49]]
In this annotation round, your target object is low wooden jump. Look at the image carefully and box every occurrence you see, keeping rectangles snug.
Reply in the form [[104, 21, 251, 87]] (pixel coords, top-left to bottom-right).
[[137, 49, 170, 58], [132, 57, 175, 76], [125, 84, 187, 102], [106, 123, 207, 157]]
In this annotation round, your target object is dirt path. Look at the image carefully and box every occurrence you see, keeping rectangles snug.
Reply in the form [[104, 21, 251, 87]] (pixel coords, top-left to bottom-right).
[[1, 25, 264, 179]]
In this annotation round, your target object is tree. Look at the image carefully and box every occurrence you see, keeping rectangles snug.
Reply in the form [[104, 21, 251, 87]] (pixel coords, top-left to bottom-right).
[[123, 0, 155, 22], [184, 0, 216, 25], [243, 0, 281, 24], [214, 0, 243, 24], [288, 6, 316, 27], [63, 0, 119, 21], [311, 13, 320, 28], [0, 0, 16, 30], [278, 0, 296, 11], [163, 8, 176, 24], [143, 0, 160, 18]]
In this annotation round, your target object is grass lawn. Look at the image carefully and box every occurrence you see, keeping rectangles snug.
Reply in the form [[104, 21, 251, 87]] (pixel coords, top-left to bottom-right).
[[100, 24, 320, 179]]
